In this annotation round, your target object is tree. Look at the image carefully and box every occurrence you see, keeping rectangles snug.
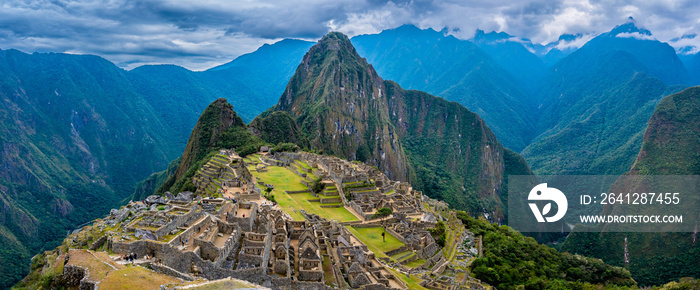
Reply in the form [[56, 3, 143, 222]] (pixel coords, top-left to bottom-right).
[[428, 221, 447, 247], [264, 186, 275, 203], [372, 207, 393, 219], [372, 207, 393, 241], [311, 177, 325, 193]]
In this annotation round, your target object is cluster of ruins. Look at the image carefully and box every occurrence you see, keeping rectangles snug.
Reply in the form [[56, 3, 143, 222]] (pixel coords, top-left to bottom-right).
[[66, 148, 485, 290]]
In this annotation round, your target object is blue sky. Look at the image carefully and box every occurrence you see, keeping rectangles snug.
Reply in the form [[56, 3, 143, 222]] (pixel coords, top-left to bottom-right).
[[2, 0, 698, 70]]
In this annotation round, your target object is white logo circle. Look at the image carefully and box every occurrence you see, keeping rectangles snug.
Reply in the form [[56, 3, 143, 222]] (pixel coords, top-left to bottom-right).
[[528, 183, 568, 223]]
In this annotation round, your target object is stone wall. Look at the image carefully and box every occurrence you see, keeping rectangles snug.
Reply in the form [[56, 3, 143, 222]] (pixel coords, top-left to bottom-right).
[[62, 265, 86, 287], [197, 239, 220, 263], [149, 262, 194, 281], [384, 246, 408, 257], [88, 236, 107, 251], [320, 197, 341, 204], [385, 228, 407, 244], [298, 270, 324, 282], [285, 189, 311, 194], [362, 283, 391, 290], [155, 209, 200, 240], [170, 215, 212, 247]]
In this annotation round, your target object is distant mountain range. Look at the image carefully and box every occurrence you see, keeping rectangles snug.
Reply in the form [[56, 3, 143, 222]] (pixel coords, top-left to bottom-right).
[[2, 19, 700, 288]]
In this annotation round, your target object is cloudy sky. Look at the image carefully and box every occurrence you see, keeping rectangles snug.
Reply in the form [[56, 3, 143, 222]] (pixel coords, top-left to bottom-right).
[[2, 0, 699, 70]]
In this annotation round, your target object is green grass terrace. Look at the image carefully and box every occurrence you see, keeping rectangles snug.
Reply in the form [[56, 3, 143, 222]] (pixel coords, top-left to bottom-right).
[[249, 165, 359, 222], [346, 226, 404, 261]]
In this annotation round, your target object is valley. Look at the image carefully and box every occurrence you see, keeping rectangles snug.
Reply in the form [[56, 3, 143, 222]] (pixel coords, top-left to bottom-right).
[[1, 16, 699, 289]]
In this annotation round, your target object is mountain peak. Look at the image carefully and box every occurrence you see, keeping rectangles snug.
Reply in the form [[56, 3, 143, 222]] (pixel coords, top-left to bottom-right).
[[277, 30, 379, 113], [270, 30, 409, 181], [473, 29, 512, 42], [301, 31, 363, 67], [317, 31, 352, 50], [173, 98, 245, 180], [609, 18, 652, 36]]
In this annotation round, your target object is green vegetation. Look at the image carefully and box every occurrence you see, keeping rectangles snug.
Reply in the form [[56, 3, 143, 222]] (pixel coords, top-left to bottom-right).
[[247, 111, 310, 148], [269, 143, 300, 154], [99, 265, 181, 289], [404, 258, 426, 269], [427, 221, 447, 248], [562, 87, 700, 287], [521, 33, 685, 176], [311, 177, 325, 193], [0, 49, 191, 288], [456, 211, 636, 289], [386, 267, 428, 290], [347, 227, 404, 258], [156, 99, 266, 195], [371, 207, 392, 219], [250, 165, 358, 222], [352, 25, 536, 152]]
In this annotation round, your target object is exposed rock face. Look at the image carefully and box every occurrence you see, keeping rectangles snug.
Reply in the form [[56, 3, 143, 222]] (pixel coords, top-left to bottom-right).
[[145, 195, 166, 205], [175, 191, 193, 202], [107, 208, 129, 226], [135, 228, 157, 241]]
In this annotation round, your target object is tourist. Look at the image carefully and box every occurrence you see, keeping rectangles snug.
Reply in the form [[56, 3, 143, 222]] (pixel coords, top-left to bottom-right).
[[134, 253, 138, 260]]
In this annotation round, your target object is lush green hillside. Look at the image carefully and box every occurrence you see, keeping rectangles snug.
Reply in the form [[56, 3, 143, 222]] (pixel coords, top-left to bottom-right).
[[155, 98, 265, 195], [351, 25, 536, 152], [522, 21, 688, 175], [561, 87, 700, 286], [252, 32, 532, 219], [0, 49, 178, 288], [257, 32, 412, 182], [459, 212, 635, 289]]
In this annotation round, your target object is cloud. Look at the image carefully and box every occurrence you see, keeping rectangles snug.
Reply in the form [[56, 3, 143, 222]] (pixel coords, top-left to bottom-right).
[[616, 32, 657, 40], [0, 0, 699, 70], [553, 34, 596, 51]]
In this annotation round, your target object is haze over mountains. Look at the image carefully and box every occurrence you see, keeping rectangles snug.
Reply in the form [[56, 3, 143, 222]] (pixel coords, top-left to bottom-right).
[[2, 18, 700, 288]]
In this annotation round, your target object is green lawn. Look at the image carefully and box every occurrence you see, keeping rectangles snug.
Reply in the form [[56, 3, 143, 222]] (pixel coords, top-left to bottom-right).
[[253, 166, 308, 191], [404, 258, 426, 269], [296, 160, 312, 169], [251, 165, 359, 222], [389, 250, 413, 261], [347, 227, 404, 258], [386, 268, 428, 290], [322, 256, 335, 285]]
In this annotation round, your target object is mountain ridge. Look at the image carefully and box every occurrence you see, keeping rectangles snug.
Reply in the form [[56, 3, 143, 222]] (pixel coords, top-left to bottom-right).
[[251, 31, 530, 217], [561, 86, 700, 286]]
